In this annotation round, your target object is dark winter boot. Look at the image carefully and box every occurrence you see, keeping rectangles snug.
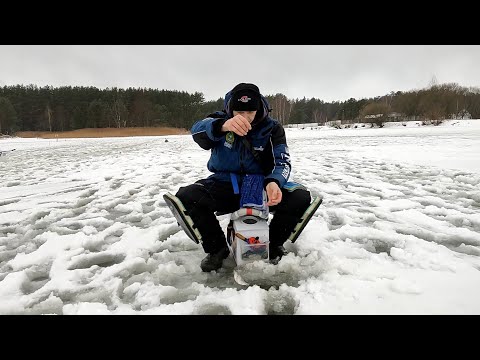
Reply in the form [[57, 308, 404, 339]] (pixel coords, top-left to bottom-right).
[[200, 247, 230, 272], [269, 245, 288, 264]]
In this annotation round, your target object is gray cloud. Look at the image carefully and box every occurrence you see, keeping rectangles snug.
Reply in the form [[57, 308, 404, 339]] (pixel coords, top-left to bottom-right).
[[1, 45, 479, 102]]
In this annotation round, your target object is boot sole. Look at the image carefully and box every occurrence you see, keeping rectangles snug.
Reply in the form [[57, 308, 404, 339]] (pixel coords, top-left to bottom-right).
[[163, 192, 202, 244], [287, 195, 323, 243]]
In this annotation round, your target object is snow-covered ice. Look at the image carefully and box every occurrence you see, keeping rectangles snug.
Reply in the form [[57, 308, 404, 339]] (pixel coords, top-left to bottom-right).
[[1, 119, 479, 314]]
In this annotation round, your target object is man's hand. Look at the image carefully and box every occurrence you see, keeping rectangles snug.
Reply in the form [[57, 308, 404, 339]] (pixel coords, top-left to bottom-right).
[[266, 182, 282, 206], [221, 114, 252, 136]]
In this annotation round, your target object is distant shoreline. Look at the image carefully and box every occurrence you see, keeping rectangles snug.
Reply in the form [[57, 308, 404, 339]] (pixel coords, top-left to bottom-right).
[[14, 127, 189, 139], [5, 120, 479, 140]]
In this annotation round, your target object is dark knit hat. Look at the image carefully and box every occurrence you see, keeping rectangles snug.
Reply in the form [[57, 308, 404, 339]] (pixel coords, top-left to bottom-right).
[[230, 83, 261, 111]]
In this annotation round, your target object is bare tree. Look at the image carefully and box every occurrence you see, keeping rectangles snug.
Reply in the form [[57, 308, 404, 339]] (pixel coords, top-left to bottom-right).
[[428, 75, 438, 88], [312, 108, 322, 123], [110, 99, 128, 128], [45, 104, 53, 132], [269, 93, 292, 124]]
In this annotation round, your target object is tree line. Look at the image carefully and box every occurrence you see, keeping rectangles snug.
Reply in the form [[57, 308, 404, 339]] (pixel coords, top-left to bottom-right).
[[1, 82, 479, 134]]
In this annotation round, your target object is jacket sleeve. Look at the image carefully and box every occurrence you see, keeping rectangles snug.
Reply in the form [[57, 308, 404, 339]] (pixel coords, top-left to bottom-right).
[[264, 123, 291, 189], [191, 112, 228, 150]]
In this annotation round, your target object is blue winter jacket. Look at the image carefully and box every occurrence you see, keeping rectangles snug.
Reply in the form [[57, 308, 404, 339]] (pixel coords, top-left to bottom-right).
[[191, 90, 291, 189]]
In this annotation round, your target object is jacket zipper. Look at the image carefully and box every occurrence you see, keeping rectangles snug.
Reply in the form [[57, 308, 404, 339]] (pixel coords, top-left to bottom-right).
[[239, 138, 245, 174]]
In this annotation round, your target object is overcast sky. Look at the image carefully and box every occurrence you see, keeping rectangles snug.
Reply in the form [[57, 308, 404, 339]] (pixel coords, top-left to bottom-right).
[[1, 45, 479, 102]]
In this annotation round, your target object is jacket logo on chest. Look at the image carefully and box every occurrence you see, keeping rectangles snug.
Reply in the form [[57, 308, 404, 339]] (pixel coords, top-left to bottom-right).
[[224, 131, 235, 149]]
